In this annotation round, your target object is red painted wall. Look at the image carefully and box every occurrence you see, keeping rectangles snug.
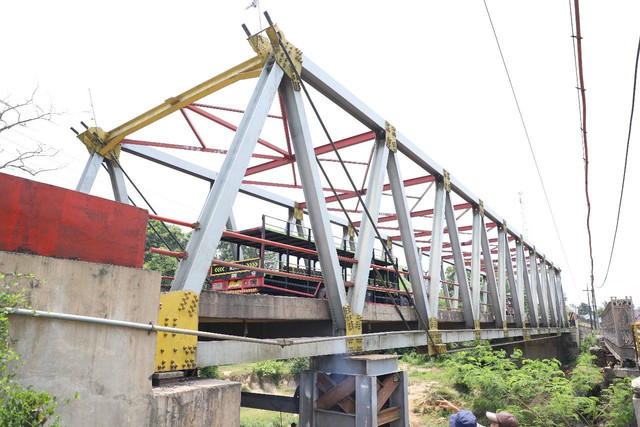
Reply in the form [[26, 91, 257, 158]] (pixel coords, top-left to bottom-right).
[[0, 172, 148, 268]]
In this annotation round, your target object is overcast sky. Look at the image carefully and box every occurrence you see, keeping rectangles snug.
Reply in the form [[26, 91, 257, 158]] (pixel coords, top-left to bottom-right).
[[1, 1, 638, 308]]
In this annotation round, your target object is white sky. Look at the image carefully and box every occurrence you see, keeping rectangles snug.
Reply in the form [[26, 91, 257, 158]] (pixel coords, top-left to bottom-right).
[[1, 1, 638, 308]]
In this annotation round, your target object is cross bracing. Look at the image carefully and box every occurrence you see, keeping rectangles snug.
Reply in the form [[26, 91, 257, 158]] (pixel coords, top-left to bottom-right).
[[73, 19, 569, 361]]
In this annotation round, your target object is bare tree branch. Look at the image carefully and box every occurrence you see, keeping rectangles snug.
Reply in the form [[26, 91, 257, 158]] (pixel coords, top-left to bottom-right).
[[0, 87, 54, 135], [0, 88, 61, 176], [0, 144, 62, 176]]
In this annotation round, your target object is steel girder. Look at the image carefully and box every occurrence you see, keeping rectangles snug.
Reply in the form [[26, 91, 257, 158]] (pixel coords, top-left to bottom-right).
[[387, 151, 430, 328], [279, 75, 348, 333], [71, 24, 569, 342], [349, 139, 388, 316], [171, 57, 284, 293]]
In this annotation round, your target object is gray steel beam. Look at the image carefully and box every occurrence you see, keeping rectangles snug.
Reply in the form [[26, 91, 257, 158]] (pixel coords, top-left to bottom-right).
[[427, 180, 446, 320], [549, 266, 562, 327], [301, 55, 555, 264], [171, 58, 284, 293], [542, 260, 556, 327], [105, 160, 128, 203], [355, 376, 376, 427], [441, 263, 451, 310], [557, 272, 569, 325], [226, 213, 243, 261], [280, 75, 347, 333], [76, 151, 104, 193], [505, 236, 523, 328], [480, 218, 503, 328], [445, 193, 475, 328], [196, 327, 571, 365], [497, 224, 507, 322], [387, 151, 430, 327], [470, 207, 482, 322], [350, 139, 389, 315], [520, 244, 538, 327], [531, 252, 548, 327]]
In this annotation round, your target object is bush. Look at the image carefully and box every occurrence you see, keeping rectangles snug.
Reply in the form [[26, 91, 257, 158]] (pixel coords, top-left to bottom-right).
[[197, 366, 219, 379], [0, 273, 61, 426], [289, 358, 309, 377], [598, 378, 635, 426], [446, 345, 599, 426], [252, 361, 284, 385]]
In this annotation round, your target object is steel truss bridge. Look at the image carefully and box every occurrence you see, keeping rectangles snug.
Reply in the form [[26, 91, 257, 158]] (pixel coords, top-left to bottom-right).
[[73, 19, 569, 366]]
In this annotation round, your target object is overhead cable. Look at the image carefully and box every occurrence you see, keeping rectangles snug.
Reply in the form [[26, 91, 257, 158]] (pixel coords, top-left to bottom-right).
[[598, 34, 640, 289]]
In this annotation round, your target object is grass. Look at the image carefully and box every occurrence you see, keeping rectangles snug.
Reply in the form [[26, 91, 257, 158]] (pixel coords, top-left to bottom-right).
[[240, 408, 298, 427]]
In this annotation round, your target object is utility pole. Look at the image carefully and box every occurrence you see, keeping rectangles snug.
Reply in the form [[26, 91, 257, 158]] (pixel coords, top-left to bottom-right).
[[585, 285, 594, 330], [591, 287, 599, 330]]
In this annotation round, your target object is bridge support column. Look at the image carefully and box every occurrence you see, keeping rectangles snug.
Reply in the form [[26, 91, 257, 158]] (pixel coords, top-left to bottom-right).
[[299, 354, 409, 427]]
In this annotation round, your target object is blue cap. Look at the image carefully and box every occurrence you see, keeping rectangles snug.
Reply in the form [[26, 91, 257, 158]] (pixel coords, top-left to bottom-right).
[[450, 410, 477, 427]]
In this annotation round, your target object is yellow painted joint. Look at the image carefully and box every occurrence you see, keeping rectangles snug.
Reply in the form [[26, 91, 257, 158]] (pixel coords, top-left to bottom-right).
[[155, 290, 199, 372], [347, 224, 355, 238], [503, 321, 508, 337], [478, 200, 484, 218], [474, 319, 481, 341], [77, 127, 120, 161], [344, 304, 363, 353], [250, 25, 303, 90], [427, 318, 445, 355], [293, 202, 304, 221], [385, 122, 397, 152], [443, 170, 451, 193]]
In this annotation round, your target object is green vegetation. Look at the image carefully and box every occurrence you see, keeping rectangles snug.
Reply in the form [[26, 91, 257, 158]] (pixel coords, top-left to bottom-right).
[[288, 357, 309, 378], [0, 273, 62, 426], [252, 361, 285, 385], [240, 408, 297, 427], [197, 366, 220, 379]]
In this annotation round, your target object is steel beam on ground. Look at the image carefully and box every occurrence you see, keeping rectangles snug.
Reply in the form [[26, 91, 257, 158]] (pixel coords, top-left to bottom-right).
[[505, 236, 523, 328], [76, 151, 103, 193], [280, 75, 347, 333], [445, 193, 474, 328], [387, 151, 430, 327], [480, 217, 503, 328], [427, 179, 446, 320], [349, 139, 388, 315], [171, 58, 284, 294], [470, 207, 482, 322], [105, 160, 128, 203]]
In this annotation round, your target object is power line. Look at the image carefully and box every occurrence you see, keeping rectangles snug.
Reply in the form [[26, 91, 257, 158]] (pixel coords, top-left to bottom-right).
[[598, 34, 640, 289], [568, 0, 596, 303], [482, 0, 583, 300]]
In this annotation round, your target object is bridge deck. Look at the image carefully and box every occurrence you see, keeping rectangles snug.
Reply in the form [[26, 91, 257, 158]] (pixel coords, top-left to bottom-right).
[[196, 291, 569, 365]]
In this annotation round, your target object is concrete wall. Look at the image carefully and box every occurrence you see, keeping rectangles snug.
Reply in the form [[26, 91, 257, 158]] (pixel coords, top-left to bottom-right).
[[1, 251, 241, 426], [151, 379, 241, 427], [1, 251, 160, 426]]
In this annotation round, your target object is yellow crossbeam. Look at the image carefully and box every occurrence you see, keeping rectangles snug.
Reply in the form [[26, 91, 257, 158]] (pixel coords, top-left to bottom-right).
[[77, 56, 263, 156]]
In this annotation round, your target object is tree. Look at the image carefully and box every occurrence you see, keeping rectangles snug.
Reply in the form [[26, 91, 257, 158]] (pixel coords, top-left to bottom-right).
[[577, 303, 591, 316], [0, 90, 59, 176]]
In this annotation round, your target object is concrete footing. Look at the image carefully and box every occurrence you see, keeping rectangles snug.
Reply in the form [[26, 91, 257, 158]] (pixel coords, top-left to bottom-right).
[[299, 354, 409, 427], [151, 379, 241, 427]]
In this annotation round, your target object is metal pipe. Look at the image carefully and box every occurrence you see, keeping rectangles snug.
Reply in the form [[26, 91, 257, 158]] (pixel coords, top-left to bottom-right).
[[6, 307, 286, 346]]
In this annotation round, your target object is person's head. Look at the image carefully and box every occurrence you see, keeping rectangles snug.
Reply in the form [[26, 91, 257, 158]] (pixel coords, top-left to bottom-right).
[[450, 409, 477, 427], [486, 411, 518, 427]]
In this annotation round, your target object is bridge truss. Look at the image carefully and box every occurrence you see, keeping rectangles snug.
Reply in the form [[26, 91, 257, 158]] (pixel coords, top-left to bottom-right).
[[74, 19, 568, 365]]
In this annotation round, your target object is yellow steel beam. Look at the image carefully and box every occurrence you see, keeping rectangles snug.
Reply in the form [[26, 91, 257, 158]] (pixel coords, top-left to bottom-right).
[[77, 55, 264, 157]]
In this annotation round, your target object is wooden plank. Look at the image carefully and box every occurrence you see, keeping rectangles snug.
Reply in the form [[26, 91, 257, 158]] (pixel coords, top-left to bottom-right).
[[317, 373, 356, 413], [316, 375, 356, 410], [376, 374, 400, 412], [377, 406, 400, 425]]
